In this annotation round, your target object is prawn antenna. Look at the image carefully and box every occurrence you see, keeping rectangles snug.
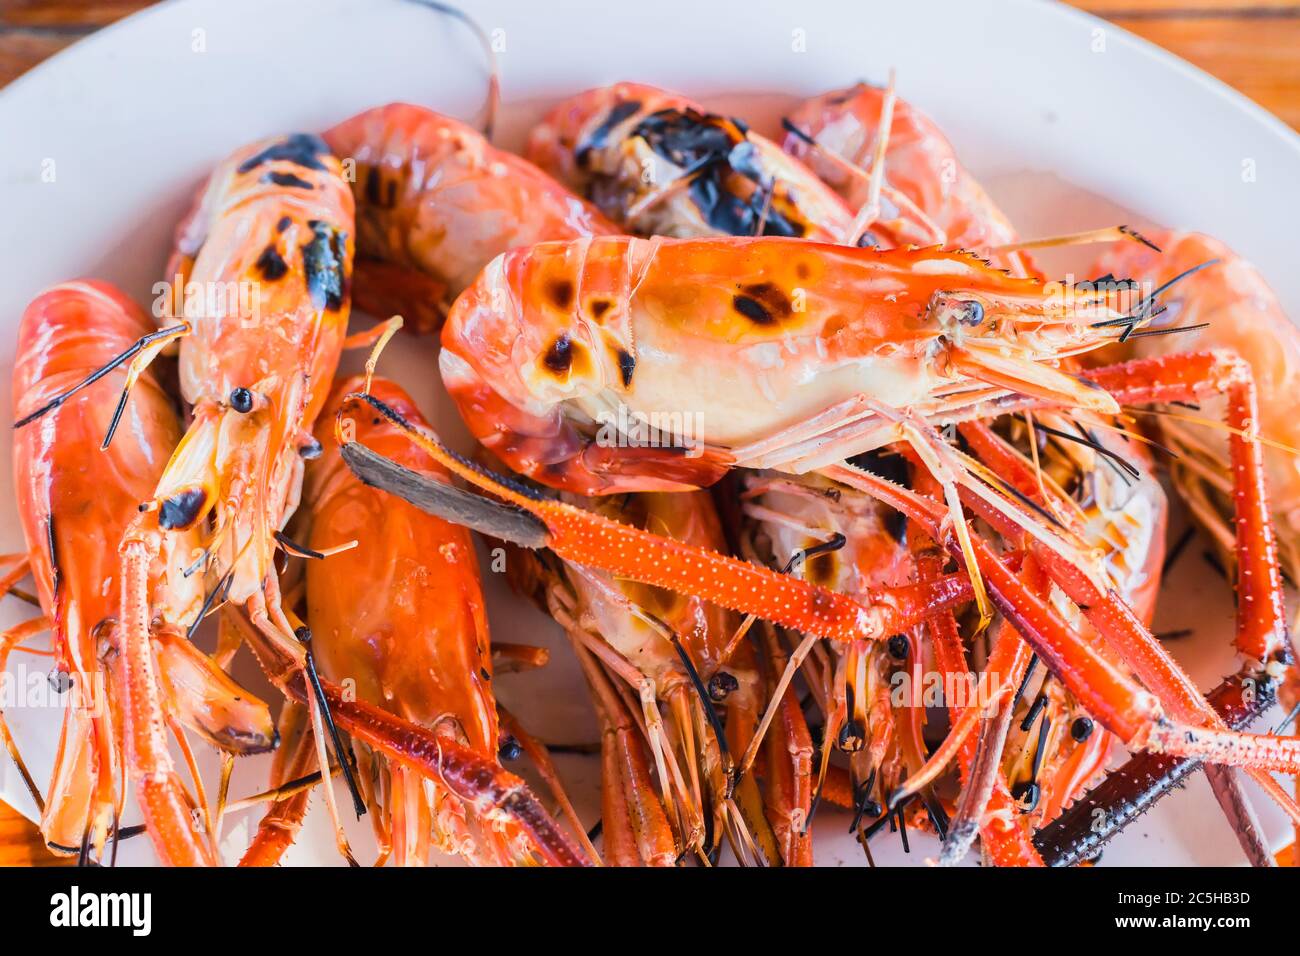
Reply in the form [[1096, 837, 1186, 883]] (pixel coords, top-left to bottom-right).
[[13, 323, 187, 434], [296, 625, 368, 819], [659, 621, 735, 795], [1033, 421, 1141, 479], [407, 0, 500, 141], [1090, 258, 1220, 338], [187, 570, 234, 639]]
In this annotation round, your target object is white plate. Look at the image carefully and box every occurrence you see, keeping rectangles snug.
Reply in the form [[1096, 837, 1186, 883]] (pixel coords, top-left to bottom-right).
[[1, 0, 1297, 866]]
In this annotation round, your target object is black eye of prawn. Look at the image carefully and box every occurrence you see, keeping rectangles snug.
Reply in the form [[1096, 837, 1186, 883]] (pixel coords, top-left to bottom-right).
[[229, 387, 254, 413], [956, 299, 985, 326], [497, 736, 523, 761]]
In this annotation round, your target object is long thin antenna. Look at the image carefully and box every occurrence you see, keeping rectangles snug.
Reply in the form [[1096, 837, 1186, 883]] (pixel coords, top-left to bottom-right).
[[406, 0, 501, 140]]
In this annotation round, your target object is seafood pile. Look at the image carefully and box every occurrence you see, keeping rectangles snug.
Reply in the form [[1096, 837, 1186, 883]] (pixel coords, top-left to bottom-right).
[[6, 64, 1300, 867]]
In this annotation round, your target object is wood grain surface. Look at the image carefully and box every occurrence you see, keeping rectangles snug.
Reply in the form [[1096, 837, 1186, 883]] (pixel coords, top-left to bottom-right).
[[0, 0, 1297, 865]]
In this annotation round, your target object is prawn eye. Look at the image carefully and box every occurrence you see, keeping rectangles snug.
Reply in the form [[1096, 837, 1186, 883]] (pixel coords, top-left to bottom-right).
[[956, 300, 985, 326], [1071, 716, 1094, 742], [707, 671, 739, 702], [229, 387, 254, 413], [497, 736, 523, 761]]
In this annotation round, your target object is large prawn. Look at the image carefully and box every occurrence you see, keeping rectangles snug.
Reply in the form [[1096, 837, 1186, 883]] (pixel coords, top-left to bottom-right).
[[781, 81, 1035, 274], [334, 235, 1300, 841], [322, 103, 618, 332], [235, 376, 588, 866], [16, 131, 359, 863], [1088, 229, 1300, 584], [526, 82, 859, 243], [1086, 228, 1300, 863], [505, 487, 808, 864], [7, 281, 275, 864]]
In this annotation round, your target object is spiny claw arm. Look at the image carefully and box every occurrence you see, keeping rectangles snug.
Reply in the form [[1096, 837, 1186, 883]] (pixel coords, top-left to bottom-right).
[[236, 612, 589, 867], [336, 394, 973, 643], [339, 440, 548, 547]]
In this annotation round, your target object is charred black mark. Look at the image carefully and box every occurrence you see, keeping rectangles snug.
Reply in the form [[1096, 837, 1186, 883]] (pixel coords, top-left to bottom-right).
[[362, 165, 399, 210], [364, 165, 383, 206], [262, 170, 315, 190], [276, 216, 292, 233], [237, 133, 330, 174], [544, 334, 573, 374], [546, 278, 575, 311], [631, 107, 805, 238], [302, 220, 348, 312], [689, 176, 804, 238], [616, 348, 636, 388], [635, 108, 737, 170], [733, 293, 772, 324], [158, 488, 207, 531], [255, 244, 289, 281], [887, 634, 909, 660], [732, 282, 792, 326], [576, 99, 642, 166], [479, 667, 491, 682], [805, 548, 837, 587], [588, 297, 613, 319]]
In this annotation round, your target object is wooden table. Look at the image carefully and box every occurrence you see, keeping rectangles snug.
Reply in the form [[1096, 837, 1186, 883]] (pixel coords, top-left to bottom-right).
[[1, 0, 1297, 865]]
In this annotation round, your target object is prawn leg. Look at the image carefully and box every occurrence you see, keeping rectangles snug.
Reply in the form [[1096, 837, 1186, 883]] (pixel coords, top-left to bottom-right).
[[116, 548, 217, 867], [573, 644, 676, 866], [235, 611, 589, 867]]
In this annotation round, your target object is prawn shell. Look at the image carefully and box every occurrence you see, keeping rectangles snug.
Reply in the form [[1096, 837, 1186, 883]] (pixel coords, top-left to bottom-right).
[[783, 83, 1031, 271], [324, 103, 617, 331], [301, 376, 497, 755], [440, 235, 1057, 495], [12, 281, 200, 655], [527, 82, 855, 242]]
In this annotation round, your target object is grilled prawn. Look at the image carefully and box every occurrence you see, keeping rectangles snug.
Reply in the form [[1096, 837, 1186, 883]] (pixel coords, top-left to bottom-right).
[[17, 131, 359, 862], [8, 281, 275, 865], [782, 82, 1034, 273], [439, 236, 1124, 497], [526, 83, 857, 242], [295, 377, 582, 865], [507, 488, 808, 865], [357, 233, 1300, 802], [323, 103, 617, 332]]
